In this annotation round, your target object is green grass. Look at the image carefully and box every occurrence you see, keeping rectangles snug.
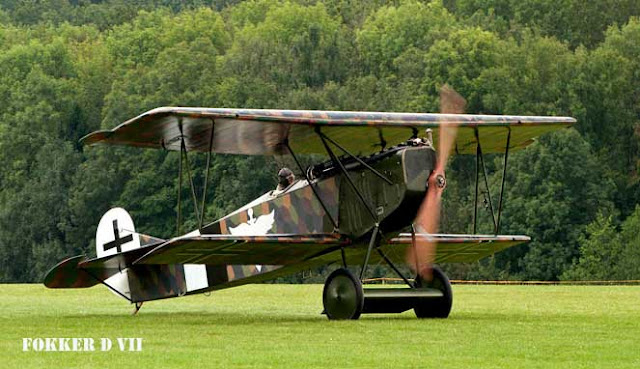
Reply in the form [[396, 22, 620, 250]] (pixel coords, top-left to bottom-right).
[[2, 284, 639, 368]]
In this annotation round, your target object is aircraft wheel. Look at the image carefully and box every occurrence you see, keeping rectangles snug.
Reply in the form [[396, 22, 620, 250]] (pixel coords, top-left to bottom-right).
[[323, 268, 364, 320], [413, 265, 453, 318]]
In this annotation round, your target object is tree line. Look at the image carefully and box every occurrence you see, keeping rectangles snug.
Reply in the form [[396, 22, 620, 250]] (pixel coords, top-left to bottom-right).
[[0, 0, 639, 282]]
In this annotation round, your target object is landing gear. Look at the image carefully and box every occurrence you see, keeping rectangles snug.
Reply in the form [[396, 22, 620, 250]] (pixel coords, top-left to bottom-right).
[[322, 265, 453, 320], [413, 265, 452, 318], [323, 268, 364, 320]]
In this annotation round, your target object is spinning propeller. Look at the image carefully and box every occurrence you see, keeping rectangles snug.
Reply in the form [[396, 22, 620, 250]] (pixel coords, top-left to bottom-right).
[[407, 85, 467, 280]]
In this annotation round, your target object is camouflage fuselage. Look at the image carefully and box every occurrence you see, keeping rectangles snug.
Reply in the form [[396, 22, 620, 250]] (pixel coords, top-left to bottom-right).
[[204, 144, 435, 240], [125, 143, 436, 302]]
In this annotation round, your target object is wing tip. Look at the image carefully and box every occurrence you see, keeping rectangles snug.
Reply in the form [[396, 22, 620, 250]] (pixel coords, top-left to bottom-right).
[[79, 131, 111, 146]]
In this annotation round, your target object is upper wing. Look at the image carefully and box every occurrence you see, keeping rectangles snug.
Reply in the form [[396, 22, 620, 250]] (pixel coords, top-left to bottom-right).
[[133, 233, 348, 266], [387, 233, 530, 263], [82, 107, 575, 156]]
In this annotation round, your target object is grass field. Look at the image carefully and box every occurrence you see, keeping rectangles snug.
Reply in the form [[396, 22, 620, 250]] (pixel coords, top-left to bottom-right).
[[2, 284, 639, 368]]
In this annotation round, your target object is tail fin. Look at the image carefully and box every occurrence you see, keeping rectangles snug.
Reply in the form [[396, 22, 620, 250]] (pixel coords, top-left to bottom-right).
[[96, 207, 141, 257], [95, 207, 142, 300]]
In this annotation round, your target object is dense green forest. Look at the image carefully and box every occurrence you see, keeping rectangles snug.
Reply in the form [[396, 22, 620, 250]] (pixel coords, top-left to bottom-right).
[[1, 0, 639, 283]]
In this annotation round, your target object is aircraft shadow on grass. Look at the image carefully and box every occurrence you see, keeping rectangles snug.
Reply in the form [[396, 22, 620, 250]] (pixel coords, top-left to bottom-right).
[[62, 311, 443, 325]]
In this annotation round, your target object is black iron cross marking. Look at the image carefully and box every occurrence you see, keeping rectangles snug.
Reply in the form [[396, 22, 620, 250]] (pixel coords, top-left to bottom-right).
[[103, 219, 133, 253]]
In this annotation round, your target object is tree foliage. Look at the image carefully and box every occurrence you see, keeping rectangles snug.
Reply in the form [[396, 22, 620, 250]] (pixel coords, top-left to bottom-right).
[[0, 0, 639, 282], [563, 207, 640, 281]]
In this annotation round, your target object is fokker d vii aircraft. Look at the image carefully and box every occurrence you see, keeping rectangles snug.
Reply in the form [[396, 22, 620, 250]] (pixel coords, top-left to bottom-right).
[[45, 87, 575, 319]]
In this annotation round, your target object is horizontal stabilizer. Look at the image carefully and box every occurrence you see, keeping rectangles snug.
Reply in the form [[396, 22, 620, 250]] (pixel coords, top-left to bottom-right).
[[79, 243, 161, 280], [44, 233, 165, 289], [44, 255, 99, 288], [388, 233, 530, 263]]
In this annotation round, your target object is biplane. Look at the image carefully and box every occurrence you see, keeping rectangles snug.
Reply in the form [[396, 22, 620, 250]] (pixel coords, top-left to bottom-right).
[[45, 87, 575, 319]]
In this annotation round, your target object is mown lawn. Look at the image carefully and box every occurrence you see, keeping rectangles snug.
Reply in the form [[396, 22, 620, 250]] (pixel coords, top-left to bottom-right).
[[1, 284, 638, 368]]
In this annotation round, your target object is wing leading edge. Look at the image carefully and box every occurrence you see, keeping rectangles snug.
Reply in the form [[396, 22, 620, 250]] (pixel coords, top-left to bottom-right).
[[82, 107, 575, 156]]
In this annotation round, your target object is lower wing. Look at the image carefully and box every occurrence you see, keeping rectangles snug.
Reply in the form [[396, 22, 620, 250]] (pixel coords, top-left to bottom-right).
[[387, 233, 530, 263], [44, 232, 526, 290], [133, 233, 348, 265]]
